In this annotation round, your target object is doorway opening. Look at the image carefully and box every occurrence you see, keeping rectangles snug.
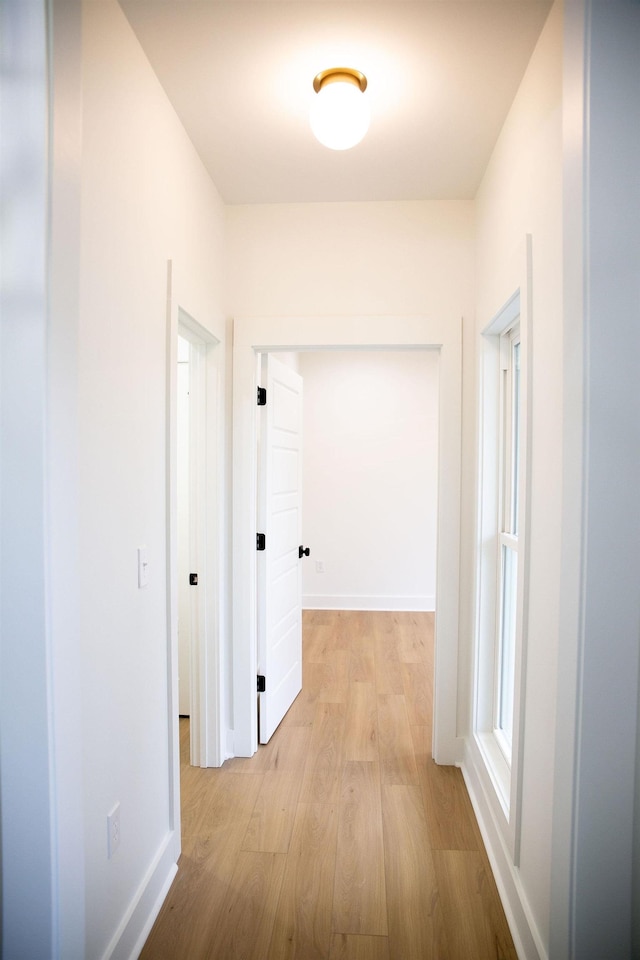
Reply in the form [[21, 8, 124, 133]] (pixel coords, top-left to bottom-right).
[[233, 315, 462, 764], [255, 349, 439, 747], [171, 312, 222, 769]]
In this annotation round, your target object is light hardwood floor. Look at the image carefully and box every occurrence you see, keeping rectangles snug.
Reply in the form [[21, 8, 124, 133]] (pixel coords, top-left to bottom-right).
[[140, 610, 517, 960]]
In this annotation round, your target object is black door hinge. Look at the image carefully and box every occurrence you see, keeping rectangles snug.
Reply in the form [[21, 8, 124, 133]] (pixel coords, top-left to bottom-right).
[[256, 533, 266, 551], [257, 386, 267, 406], [189, 573, 198, 585], [257, 675, 266, 692]]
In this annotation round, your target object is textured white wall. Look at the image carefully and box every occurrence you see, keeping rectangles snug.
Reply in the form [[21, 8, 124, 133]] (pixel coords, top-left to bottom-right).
[[471, 1, 563, 953], [79, 2, 226, 956], [299, 350, 439, 610]]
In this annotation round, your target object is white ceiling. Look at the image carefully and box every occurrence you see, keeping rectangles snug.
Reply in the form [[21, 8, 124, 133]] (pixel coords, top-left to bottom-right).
[[118, 0, 552, 205]]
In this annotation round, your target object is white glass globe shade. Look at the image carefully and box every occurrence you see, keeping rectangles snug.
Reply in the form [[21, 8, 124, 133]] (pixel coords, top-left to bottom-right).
[[310, 81, 370, 151]]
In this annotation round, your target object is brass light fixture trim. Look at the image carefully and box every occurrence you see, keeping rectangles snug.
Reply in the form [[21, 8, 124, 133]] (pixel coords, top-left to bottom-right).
[[313, 67, 368, 94]]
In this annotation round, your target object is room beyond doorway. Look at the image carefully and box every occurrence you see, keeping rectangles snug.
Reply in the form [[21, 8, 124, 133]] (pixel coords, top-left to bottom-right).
[[297, 349, 438, 614]]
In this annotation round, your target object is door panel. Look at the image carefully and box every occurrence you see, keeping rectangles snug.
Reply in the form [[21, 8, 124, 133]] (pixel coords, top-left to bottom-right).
[[258, 355, 303, 743]]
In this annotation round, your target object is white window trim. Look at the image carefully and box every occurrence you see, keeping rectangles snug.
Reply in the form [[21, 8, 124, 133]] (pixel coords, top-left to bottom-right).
[[494, 325, 520, 760], [473, 238, 533, 864]]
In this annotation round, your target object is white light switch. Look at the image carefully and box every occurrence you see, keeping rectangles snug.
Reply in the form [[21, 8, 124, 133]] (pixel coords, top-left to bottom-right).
[[138, 547, 149, 588]]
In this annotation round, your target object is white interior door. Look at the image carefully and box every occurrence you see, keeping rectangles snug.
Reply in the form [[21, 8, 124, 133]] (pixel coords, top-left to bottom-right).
[[258, 354, 304, 743]]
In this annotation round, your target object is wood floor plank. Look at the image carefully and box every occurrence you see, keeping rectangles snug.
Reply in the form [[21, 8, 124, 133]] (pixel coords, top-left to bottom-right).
[[305, 660, 338, 695], [381, 784, 448, 960], [349, 645, 376, 684], [374, 657, 404, 695], [241, 771, 302, 853], [304, 623, 338, 662], [373, 618, 404, 695], [377, 693, 419, 785], [299, 702, 346, 803], [206, 851, 287, 960], [411, 723, 432, 762], [332, 762, 387, 936], [185, 771, 263, 842], [343, 681, 378, 762], [281, 689, 319, 727], [179, 763, 214, 837], [318, 649, 350, 704], [401, 660, 432, 726], [373, 615, 400, 666], [431, 849, 518, 960], [224, 722, 312, 773], [305, 611, 350, 661], [395, 612, 431, 663], [266, 724, 313, 773], [419, 758, 480, 851], [347, 612, 376, 684], [329, 934, 390, 960], [267, 802, 339, 960], [303, 609, 333, 628], [139, 838, 230, 960]]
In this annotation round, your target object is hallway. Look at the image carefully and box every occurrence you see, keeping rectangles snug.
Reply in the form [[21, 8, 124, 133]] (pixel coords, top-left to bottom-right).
[[140, 611, 516, 959]]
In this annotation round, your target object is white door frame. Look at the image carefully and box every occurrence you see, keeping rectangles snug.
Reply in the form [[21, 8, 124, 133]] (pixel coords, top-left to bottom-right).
[[232, 315, 462, 761], [166, 261, 223, 800]]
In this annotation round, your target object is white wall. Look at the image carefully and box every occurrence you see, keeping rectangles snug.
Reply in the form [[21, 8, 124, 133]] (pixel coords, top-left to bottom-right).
[[79, 2, 226, 956], [226, 200, 474, 321], [299, 349, 438, 611], [466, 3, 563, 958]]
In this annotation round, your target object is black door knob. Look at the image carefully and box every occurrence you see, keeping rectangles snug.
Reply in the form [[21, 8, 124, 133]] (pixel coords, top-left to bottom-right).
[[298, 545, 310, 559]]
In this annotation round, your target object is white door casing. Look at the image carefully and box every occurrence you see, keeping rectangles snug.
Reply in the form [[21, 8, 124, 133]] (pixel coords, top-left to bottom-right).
[[166, 261, 224, 777], [232, 315, 462, 761], [177, 337, 192, 717], [257, 355, 304, 743]]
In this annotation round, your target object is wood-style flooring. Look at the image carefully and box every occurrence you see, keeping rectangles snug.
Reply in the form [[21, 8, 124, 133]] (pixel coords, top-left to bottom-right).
[[140, 610, 517, 960]]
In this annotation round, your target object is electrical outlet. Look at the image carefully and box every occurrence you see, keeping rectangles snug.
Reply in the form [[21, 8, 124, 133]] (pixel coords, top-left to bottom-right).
[[315, 560, 325, 573], [107, 803, 121, 858]]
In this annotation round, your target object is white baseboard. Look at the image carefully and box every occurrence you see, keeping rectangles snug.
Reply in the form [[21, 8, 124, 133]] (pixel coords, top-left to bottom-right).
[[302, 594, 435, 612], [100, 829, 179, 960], [461, 741, 548, 960]]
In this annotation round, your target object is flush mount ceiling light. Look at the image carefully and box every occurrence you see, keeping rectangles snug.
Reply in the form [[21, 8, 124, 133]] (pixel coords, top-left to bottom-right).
[[310, 67, 370, 151]]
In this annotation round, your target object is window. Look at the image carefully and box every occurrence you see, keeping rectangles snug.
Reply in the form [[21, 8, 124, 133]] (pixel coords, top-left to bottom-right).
[[474, 290, 527, 834], [495, 325, 520, 761]]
